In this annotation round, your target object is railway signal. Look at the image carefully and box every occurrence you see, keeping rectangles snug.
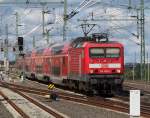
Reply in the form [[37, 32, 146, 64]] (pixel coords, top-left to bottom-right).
[[18, 37, 24, 51], [1, 48, 3, 52], [12, 46, 16, 52]]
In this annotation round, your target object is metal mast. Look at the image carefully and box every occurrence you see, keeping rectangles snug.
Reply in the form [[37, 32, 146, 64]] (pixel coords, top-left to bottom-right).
[[4, 24, 9, 72], [41, 3, 46, 37], [127, 0, 146, 81], [33, 36, 35, 48], [14, 12, 19, 60], [63, 0, 67, 41], [15, 12, 19, 38], [140, 0, 145, 80], [147, 52, 149, 82]]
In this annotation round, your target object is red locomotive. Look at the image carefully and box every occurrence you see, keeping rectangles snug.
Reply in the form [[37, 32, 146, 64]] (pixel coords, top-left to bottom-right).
[[16, 34, 124, 94]]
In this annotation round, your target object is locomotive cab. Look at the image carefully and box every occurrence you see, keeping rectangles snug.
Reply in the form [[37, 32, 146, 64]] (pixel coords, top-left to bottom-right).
[[85, 42, 124, 93], [88, 46, 123, 75]]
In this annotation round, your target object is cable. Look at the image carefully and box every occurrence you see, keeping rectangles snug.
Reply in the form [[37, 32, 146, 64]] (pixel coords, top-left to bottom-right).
[[110, 27, 140, 45], [23, 24, 42, 37], [66, 0, 98, 20]]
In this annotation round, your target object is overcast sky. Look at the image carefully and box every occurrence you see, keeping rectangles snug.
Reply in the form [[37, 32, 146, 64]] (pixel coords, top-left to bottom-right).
[[0, 0, 150, 63]]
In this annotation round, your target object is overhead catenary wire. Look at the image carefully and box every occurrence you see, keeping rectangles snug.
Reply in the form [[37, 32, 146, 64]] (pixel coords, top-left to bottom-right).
[[23, 24, 42, 37], [66, 0, 98, 20], [78, 3, 143, 44]]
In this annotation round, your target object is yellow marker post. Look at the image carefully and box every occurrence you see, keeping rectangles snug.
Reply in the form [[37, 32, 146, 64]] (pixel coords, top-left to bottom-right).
[[48, 84, 58, 100], [48, 84, 55, 90]]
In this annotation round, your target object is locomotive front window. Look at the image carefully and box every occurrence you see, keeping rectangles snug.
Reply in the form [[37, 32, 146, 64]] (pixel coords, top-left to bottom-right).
[[106, 48, 120, 58], [90, 48, 105, 58]]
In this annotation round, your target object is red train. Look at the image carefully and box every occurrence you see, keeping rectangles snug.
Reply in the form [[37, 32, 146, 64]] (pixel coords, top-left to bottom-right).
[[16, 35, 124, 94]]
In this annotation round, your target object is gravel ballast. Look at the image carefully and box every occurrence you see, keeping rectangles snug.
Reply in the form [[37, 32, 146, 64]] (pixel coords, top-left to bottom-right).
[[3, 76, 131, 118], [0, 100, 14, 118], [28, 93, 130, 118]]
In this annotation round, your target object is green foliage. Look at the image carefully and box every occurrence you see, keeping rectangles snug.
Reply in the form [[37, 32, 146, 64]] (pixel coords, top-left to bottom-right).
[[125, 63, 150, 81]]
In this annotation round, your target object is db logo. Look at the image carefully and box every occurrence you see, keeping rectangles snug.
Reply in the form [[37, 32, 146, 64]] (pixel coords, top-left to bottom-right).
[[101, 64, 108, 68]]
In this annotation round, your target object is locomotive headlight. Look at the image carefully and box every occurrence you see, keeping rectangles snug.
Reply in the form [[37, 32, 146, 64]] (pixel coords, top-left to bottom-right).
[[90, 70, 94, 74], [116, 69, 121, 73]]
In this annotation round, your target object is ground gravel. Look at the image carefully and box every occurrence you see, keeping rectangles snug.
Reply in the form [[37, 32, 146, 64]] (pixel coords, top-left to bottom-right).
[[0, 101, 13, 118], [28, 93, 129, 118], [4, 77, 130, 118], [124, 80, 150, 103]]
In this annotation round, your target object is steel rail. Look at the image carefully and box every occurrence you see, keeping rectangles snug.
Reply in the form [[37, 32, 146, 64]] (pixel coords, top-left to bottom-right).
[[0, 82, 64, 118], [1, 81, 150, 117], [3, 81, 150, 108], [0, 82, 129, 113], [0, 89, 30, 118], [12, 89, 64, 118], [2, 81, 85, 98]]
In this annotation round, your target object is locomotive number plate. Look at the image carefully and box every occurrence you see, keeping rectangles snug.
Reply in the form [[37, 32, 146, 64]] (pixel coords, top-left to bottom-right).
[[101, 64, 108, 68], [89, 64, 101, 68]]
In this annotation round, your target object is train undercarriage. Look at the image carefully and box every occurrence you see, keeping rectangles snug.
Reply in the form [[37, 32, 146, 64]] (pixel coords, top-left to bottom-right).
[[25, 72, 123, 95], [63, 78, 123, 95]]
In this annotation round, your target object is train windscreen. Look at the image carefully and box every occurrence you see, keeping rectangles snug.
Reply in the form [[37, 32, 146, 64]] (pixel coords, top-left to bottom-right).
[[89, 48, 120, 58], [90, 48, 105, 58], [106, 48, 120, 58]]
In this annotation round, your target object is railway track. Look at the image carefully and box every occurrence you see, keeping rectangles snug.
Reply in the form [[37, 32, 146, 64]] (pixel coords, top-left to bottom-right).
[[124, 82, 150, 94], [0, 81, 66, 118], [0, 89, 30, 118], [1, 81, 150, 118]]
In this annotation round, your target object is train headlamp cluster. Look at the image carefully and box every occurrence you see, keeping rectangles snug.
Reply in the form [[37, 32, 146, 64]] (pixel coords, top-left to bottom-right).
[[90, 70, 94, 74], [116, 69, 121, 73]]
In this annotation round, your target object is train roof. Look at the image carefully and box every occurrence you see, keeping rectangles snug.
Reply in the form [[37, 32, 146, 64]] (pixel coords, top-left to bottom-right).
[[70, 37, 123, 48], [25, 36, 123, 57]]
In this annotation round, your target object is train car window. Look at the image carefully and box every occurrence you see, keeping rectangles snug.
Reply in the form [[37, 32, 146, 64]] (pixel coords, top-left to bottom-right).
[[36, 65, 42, 73], [89, 48, 105, 58], [76, 43, 84, 48], [52, 45, 64, 54], [52, 66, 60, 76], [37, 49, 44, 54], [106, 48, 120, 58]]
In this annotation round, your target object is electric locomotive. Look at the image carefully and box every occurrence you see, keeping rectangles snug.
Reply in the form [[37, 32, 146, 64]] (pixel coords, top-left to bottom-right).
[[16, 33, 124, 94]]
